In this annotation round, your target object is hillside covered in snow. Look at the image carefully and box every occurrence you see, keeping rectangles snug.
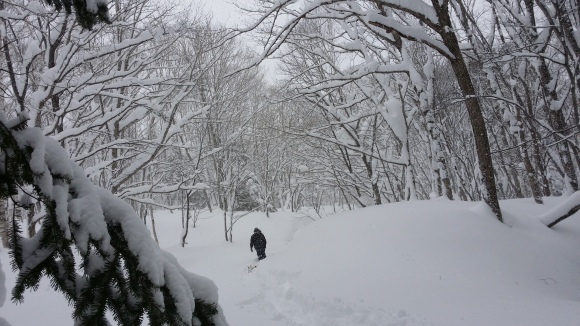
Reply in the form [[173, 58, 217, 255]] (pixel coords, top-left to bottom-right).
[[2, 196, 580, 325]]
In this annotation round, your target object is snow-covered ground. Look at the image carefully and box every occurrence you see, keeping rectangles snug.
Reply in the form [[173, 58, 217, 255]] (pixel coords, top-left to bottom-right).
[[2, 197, 580, 325]]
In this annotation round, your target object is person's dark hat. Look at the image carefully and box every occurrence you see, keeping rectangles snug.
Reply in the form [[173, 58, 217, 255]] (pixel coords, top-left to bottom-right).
[[254, 228, 260, 232]]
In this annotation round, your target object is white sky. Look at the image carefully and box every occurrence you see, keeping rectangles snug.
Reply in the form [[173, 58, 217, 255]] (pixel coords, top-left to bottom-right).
[[199, 0, 281, 83], [201, 0, 244, 28]]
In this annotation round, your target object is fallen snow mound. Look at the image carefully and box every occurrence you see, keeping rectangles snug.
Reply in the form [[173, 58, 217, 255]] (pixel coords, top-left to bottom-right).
[[242, 198, 580, 326]]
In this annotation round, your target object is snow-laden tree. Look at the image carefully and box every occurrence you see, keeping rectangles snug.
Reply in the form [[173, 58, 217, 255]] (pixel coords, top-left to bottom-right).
[[188, 38, 266, 240], [0, 0, 229, 241], [435, 0, 580, 202], [0, 113, 227, 325], [256, 14, 444, 204], [239, 0, 504, 221], [245, 93, 300, 216], [0, 1, 228, 324]]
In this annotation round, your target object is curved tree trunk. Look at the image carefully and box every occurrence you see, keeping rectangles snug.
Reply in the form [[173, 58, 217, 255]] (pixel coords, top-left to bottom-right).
[[432, 0, 502, 221], [445, 44, 502, 221]]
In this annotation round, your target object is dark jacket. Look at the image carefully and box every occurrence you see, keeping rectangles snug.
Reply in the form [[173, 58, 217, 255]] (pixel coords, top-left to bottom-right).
[[250, 229, 267, 250]]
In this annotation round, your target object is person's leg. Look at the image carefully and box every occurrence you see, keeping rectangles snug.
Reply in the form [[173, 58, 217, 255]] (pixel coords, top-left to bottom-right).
[[257, 248, 266, 260]]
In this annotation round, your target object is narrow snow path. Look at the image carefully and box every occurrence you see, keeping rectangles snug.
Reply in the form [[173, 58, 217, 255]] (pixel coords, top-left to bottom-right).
[[158, 199, 580, 326], [157, 209, 316, 325], [158, 208, 430, 325]]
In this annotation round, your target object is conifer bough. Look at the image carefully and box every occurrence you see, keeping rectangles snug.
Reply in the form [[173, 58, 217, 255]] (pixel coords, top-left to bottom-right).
[[45, 0, 111, 29], [0, 114, 227, 326]]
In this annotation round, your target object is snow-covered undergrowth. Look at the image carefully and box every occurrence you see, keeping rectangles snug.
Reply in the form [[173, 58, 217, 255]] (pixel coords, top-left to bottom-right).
[[2, 197, 580, 325]]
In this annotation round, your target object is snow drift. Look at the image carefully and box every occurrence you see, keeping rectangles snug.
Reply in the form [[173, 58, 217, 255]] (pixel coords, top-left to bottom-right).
[[2, 197, 580, 325]]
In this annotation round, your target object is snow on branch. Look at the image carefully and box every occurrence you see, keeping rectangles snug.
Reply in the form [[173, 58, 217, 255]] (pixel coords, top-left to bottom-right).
[[0, 114, 227, 326], [380, 0, 440, 26], [540, 191, 580, 228]]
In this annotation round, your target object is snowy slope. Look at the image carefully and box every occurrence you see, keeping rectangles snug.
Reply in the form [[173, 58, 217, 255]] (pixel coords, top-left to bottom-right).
[[2, 197, 580, 325]]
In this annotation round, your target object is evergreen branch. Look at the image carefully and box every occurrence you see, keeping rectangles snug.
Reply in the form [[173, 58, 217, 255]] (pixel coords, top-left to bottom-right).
[[0, 116, 227, 325]]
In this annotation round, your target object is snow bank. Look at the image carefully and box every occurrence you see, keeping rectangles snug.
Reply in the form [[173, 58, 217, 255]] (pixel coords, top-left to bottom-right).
[[3, 198, 580, 325]]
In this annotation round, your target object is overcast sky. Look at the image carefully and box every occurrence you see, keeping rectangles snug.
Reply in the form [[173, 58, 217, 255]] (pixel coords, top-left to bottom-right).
[[199, 0, 280, 83], [202, 0, 244, 27]]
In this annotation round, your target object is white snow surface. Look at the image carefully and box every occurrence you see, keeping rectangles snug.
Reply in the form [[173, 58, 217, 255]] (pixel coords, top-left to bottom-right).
[[2, 197, 580, 325]]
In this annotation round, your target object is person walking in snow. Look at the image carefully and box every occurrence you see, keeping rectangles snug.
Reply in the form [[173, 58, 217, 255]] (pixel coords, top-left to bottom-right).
[[250, 228, 267, 260]]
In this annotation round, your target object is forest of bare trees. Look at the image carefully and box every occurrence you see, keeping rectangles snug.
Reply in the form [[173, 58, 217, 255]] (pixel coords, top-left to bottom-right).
[[3, 0, 580, 239], [234, 0, 579, 222]]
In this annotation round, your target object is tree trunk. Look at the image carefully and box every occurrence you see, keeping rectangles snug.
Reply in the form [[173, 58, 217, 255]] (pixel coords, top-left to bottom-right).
[[204, 190, 212, 213], [522, 147, 543, 204], [515, 106, 543, 204], [150, 205, 159, 245], [527, 100, 552, 196], [405, 164, 417, 201], [229, 209, 234, 243], [182, 195, 190, 247], [451, 58, 502, 221], [496, 129, 524, 199], [0, 199, 8, 248], [442, 44, 501, 220], [27, 203, 37, 238], [535, 38, 578, 192], [223, 210, 228, 241]]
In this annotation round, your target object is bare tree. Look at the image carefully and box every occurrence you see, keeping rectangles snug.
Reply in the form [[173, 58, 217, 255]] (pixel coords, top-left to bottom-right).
[[238, 0, 504, 220]]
